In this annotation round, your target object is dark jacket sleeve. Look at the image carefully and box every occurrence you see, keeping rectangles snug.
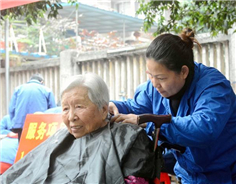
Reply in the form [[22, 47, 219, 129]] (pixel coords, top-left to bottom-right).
[[121, 129, 155, 179]]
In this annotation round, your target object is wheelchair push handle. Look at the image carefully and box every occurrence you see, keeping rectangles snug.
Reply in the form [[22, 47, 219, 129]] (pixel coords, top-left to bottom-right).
[[137, 114, 171, 128]]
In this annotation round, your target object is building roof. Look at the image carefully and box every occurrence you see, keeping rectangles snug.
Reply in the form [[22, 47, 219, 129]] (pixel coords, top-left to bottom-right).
[[58, 2, 157, 34]]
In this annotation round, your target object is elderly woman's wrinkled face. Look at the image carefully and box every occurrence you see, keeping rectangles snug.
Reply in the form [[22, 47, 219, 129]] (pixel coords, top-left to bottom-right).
[[61, 86, 108, 138]]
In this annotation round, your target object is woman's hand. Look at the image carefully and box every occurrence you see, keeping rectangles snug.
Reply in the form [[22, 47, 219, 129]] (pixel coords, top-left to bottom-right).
[[111, 114, 138, 125], [108, 102, 119, 115]]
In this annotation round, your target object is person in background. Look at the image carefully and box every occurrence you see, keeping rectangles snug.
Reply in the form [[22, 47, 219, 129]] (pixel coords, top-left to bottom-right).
[[44, 100, 62, 114], [44, 105, 62, 114], [0, 115, 18, 174], [109, 28, 236, 183], [0, 115, 12, 135], [0, 73, 155, 183], [9, 73, 56, 141]]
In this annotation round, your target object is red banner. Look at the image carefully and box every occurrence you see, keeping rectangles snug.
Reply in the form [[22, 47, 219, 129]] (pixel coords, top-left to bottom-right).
[[14, 114, 64, 163]]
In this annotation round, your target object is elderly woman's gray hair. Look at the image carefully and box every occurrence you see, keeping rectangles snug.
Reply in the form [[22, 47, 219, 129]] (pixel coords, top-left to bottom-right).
[[61, 73, 109, 109]]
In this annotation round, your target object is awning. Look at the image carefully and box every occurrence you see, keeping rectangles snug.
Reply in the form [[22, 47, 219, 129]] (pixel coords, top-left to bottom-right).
[[0, 0, 40, 10]]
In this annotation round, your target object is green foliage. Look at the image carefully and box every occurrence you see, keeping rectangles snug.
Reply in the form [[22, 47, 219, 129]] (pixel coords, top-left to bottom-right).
[[0, 0, 80, 56], [137, 0, 236, 37], [0, 0, 63, 25], [67, 0, 80, 9]]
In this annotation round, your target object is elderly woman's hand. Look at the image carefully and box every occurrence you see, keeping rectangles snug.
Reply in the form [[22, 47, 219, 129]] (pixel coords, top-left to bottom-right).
[[108, 102, 119, 115], [110, 114, 138, 125]]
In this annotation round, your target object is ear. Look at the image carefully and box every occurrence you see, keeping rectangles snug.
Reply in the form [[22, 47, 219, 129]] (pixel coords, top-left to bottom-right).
[[181, 65, 189, 79], [102, 105, 109, 120]]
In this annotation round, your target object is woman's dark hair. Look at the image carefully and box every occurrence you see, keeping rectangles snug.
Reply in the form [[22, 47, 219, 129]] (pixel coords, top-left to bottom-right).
[[146, 28, 201, 74]]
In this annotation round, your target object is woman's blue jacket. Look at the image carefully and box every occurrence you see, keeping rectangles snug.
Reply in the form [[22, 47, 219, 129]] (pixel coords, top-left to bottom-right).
[[112, 62, 236, 184], [9, 80, 56, 129]]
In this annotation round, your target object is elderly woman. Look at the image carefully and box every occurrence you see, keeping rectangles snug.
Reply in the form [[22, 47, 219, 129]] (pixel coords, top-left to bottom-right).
[[0, 73, 155, 184]]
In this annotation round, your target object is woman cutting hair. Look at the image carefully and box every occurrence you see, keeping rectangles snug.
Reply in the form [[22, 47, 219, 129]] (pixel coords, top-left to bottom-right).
[[109, 28, 236, 183]]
